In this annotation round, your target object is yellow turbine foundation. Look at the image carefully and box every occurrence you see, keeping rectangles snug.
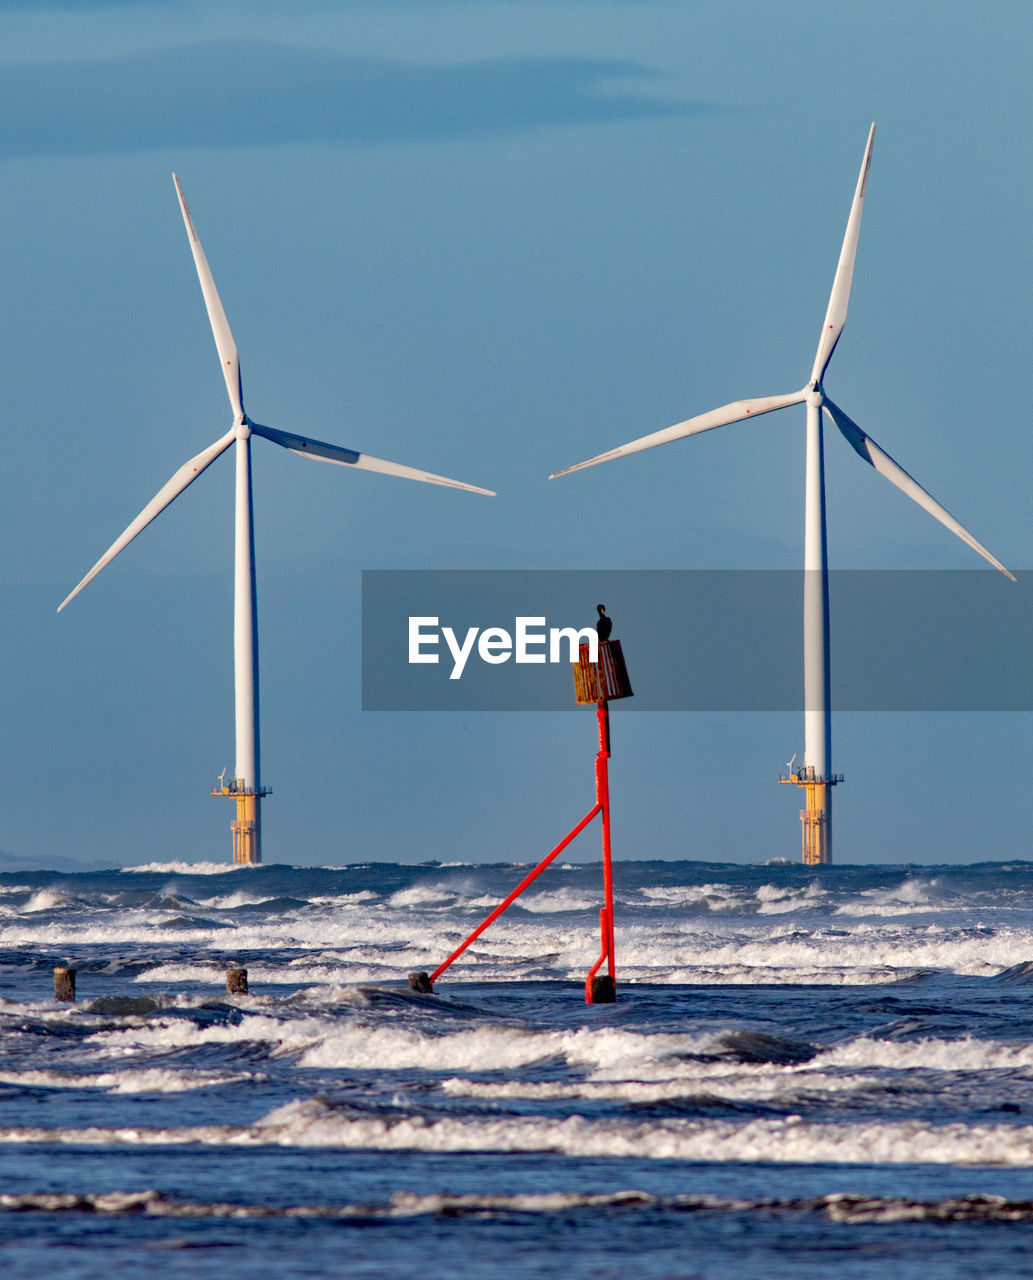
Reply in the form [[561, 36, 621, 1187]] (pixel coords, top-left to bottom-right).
[[211, 782, 271, 865], [232, 792, 260, 865], [779, 767, 842, 865]]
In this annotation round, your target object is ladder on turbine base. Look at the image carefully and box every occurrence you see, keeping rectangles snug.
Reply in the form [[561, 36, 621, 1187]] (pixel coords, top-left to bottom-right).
[[778, 766, 844, 865]]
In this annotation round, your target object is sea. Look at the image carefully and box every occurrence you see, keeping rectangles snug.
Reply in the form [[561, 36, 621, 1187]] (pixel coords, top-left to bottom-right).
[[4, 857, 1033, 1278]]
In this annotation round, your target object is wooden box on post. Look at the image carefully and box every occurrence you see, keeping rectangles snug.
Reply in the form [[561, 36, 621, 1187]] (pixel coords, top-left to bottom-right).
[[573, 640, 633, 704]]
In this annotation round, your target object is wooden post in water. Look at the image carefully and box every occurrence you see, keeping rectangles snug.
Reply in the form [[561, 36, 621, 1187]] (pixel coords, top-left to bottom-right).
[[53, 967, 76, 1002], [226, 967, 248, 994]]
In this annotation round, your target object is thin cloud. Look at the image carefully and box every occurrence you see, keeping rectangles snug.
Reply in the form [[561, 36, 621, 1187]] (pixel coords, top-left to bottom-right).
[[0, 41, 715, 159]]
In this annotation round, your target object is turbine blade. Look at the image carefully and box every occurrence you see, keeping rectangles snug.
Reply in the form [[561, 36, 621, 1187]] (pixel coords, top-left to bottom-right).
[[810, 123, 876, 386], [173, 175, 244, 421], [248, 422, 495, 495], [549, 390, 808, 478], [58, 428, 237, 612], [824, 398, 1015, 580]]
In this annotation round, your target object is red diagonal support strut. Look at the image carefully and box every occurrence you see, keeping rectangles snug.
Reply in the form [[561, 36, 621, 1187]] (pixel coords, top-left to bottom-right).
[[425, 658, 625, 999], [429, 803, 602, 986]]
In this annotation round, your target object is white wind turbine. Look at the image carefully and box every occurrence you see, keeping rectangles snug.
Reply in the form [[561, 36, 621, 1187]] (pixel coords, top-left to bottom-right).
[[60, 176, 495, 865], [550, 124, 1013, 864]]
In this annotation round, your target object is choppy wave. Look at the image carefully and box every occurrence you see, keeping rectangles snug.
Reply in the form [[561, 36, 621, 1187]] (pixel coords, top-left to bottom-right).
[[4, 1187, 1033, 1225], [4, 1103, 1033, 1167], [123, 861, 249, 876], [0, 1066, 253, 1093], [5, 861, 1033, 986], [7, 859, 1033, 1279]]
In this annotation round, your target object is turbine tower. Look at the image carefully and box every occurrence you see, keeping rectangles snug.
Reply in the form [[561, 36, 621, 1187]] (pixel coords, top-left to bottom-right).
[[550, 124, 1012, 865], [60, 176, 494, 865]]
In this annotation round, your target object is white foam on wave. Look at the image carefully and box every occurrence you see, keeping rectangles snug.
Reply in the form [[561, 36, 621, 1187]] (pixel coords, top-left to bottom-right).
[[386, 885, 461, 909], [248, 1102, 1033, 1166], [6, 869, 1033, 985], [22, 890, 77, 913], [6, 1187, 1033, 1224], [129, 963, 257, 986], [307, 891, 378, 907], [638, 883, 747, 911], [0, 1067, 253, 1094], [437, 1031, 1033, 1105], [834, 879, 944, 917], [292, 1018, 714, 1077], [196, 890, 278, 910], [5, 1104, 1033, 1166], [516, 888, 602, 914], [87, 1012, 329, 1057], [0, 1187, 682, 1219], [85, 1010, 718, 1078], [814, 1035, 1033, 1073], [130, 961, 397, 990], [613, 964, 909, 986], [0, 911, 465, 956], [2, 904, 1026, 983], [613, 920, 1033, 980], [755, 882, 828, 915], [434, 1075, 820, 1108], [124, 862, 246, 876], [52, 1006, 1033, 1112]]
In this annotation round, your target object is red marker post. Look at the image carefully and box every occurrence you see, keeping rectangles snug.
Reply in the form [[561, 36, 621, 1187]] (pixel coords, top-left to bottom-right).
[[412, 630, 632, 1004], [573, 639, 632, 1002]]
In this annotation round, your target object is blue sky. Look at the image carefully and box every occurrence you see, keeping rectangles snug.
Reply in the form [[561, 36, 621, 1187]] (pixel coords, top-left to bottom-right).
[[1, 0, 1030, 868]]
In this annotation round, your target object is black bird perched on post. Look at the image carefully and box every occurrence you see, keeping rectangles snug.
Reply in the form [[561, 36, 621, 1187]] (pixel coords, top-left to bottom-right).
[[596, 603, 613, 642]]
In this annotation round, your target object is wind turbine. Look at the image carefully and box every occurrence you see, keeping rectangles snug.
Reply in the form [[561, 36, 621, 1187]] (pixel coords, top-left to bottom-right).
[[60, 176, 494, 865], [550, 124, 1013, 865]]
